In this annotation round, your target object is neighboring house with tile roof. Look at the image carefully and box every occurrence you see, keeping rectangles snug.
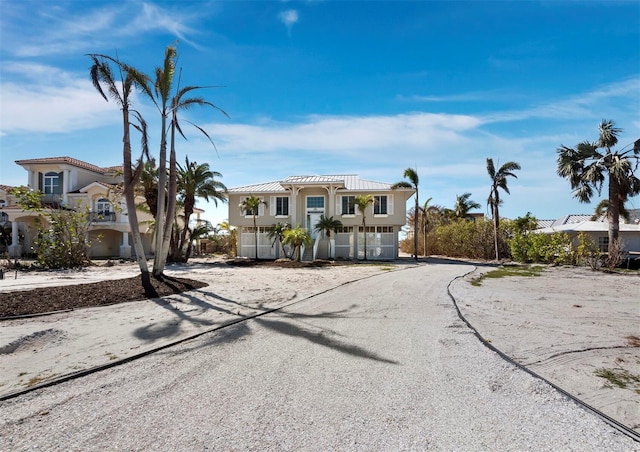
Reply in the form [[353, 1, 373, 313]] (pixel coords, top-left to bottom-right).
[[227, 175, 415, 260], [1, 157, 158, 259]]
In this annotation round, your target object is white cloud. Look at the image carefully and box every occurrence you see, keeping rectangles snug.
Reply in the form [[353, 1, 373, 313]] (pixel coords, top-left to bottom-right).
[[278, 9, 299, 34]]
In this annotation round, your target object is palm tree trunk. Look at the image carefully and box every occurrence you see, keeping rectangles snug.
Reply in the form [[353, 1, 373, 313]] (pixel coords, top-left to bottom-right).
[[159, 127, 178, 271], [121, 110, 153, 295], [253, 215, 258, 260], [413, 199, 419, 260], [153, 117, 168, 276], [608, 176, 621, 247]]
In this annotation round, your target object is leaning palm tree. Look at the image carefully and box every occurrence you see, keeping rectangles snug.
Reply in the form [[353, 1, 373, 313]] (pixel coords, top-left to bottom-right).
[[392, 168, 419, 260], [176, 157, 227, 259], [267, 222, 292, 258], [282, 225, 312, 262], [558, 120, 640, 247], [239, 195, 267, 259], [88, 54, 154, 294], [487, 158, 521, 261], [590, 199, 631, 222], [354, 194, 375, 260], [453, 193, 481, 220]]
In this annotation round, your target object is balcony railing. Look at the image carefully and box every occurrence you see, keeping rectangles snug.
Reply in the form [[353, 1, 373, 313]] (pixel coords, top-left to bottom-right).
[[89, 211, 116, 222]]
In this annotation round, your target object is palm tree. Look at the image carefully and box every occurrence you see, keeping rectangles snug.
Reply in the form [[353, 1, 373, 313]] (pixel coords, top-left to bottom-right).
[[487, 158, 521, 260], [267, 222, 292, 258], [239, 195, 267, 259], [558, 120, 640, 247], [453, 193, 481, 220], [282, 225, 312, 261], [88, 54, 154, 294], [176, 157, 227, 258], [419, 197, 432, 256], [354, 194, 375, 260], [590, 199, 631, 222], [392, 168, 419, 260], [314, 214, 343, 259]]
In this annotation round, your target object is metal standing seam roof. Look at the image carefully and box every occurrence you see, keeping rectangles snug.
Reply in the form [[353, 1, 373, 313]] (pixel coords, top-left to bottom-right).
[[14, 157, 123, 175], [228, 174, 401, 193]]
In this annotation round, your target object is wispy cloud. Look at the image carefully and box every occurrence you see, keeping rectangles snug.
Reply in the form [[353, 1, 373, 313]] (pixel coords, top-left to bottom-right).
[[278, 9, 299, 35], [401, 90, 510, 103]]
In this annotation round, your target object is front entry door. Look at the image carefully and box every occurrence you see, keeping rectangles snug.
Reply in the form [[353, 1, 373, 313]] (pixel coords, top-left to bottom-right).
[[307, 212, 323, 239]]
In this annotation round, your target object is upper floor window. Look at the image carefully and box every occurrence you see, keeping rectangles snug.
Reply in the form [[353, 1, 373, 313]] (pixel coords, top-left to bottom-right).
[[307, 196, 324, 210], [270, 196, 289, 216], [96, 198, 111, 214], [341, 196, 356, 215], [374, 195, 393, 215], [43, 172, 60, 195], [242, 197, 265, 217]]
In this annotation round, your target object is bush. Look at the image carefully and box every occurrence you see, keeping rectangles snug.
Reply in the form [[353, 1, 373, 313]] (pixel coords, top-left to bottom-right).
[[509, 232, 574, 265], [33, 209, 92, 269]]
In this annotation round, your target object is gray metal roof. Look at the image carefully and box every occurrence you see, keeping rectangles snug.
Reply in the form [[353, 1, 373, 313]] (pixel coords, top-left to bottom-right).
[[228, 174, 402, 193]]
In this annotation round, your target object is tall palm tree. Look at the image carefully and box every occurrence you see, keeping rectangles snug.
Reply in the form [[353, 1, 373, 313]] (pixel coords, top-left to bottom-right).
[[176, 156, 227, 258], [88, 55, 154, 294], [239, 195, 267, 259], [354, 194, 375, 260], [558, 120, 640, 247], [419, 197, 433, 256], [453, 193, 481, 220], [392, 168, 419, 260], [487, 158, 521, 260]]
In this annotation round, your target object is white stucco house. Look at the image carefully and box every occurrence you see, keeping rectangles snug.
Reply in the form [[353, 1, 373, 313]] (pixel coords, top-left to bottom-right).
[[226, 175, 415, 260], [536, 212, 640, 253]]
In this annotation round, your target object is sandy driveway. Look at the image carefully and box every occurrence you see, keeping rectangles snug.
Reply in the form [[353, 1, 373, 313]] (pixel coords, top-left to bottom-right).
[[1, 257, 638, 434]]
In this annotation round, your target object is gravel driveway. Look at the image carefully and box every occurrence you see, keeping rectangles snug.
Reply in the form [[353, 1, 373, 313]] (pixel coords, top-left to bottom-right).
[[0, 263, 636, 451]]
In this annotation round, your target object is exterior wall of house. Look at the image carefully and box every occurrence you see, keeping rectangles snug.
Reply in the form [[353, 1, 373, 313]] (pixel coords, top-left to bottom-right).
[[228, 182, 412, 260]]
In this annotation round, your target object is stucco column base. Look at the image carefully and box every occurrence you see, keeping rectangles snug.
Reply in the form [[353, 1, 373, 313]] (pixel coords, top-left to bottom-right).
[[8, 245, 21, 258], [119, 245, 132, 259]]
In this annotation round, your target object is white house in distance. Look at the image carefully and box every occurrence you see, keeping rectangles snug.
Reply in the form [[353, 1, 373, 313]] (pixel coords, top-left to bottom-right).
[[1, 156, 160, 259], [536, 212, 640, 253], [226, 175, 415, 260]]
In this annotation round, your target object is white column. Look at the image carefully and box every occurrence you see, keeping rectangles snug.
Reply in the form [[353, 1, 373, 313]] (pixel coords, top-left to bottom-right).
[[8, 221, 21, 257], [119, 231, 131, 258], [62, 169, 70, 204]]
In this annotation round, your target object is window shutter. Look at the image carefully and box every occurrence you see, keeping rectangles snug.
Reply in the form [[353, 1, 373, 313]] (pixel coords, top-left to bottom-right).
[[38, 172, 43, 191], [270, 196, 276, 216], [258, 199, 265, 216], [57, 172, 64, 194], [336, 196, 342, 215], [388, 194, 394, 215]]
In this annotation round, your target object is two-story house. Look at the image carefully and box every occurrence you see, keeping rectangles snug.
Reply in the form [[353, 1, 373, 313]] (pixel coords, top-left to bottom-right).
[[227, 175, 415, 260], [1, 156, 157, 259]]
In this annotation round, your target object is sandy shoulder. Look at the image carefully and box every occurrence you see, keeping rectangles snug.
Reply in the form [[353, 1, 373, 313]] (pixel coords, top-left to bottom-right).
[[450, 265, 640, 432], [0, 258, 398, 398]]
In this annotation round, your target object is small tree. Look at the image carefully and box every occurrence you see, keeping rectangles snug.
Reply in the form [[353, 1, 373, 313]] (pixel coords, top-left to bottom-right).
[[282, 225, 312, 261], [11, 187, 91, 268], [267, 222, 292, 258]]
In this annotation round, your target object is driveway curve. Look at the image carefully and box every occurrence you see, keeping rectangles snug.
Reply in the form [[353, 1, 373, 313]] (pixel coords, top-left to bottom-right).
[[0, 262, 636, 451]]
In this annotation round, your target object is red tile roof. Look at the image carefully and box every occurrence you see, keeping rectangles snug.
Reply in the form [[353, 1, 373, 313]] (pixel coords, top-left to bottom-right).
[[15, 157, 123, 174]]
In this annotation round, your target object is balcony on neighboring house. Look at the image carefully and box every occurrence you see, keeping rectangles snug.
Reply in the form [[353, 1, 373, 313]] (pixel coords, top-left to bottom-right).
[[89, 211, 116, 222]]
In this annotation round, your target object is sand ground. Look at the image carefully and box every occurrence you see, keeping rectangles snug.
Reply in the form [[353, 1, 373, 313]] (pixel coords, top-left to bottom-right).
[[1, 257, 638, 432]]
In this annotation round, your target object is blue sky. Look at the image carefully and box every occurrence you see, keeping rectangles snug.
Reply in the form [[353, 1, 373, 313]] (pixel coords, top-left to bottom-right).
[[1, 0, 639, 228]]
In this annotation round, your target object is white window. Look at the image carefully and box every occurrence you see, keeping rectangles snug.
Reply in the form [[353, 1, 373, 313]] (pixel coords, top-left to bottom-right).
[[242, 197, 265, 217], [270, 196, 290, 217], [374, 195, 393, 215], [43, 172, 60, 195], [307, 196, 324, 211], [96, 198, 111, 214], [597, 236, 609, 252], [339, 196, 356, 215]]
